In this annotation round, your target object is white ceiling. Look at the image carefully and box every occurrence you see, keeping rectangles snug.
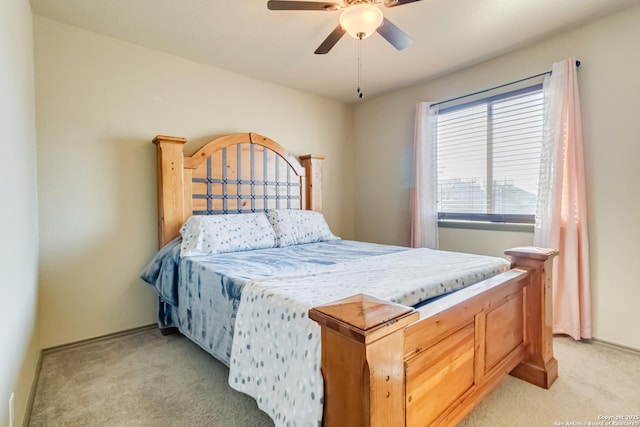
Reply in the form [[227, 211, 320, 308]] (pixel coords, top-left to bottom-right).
[[30, 0, 638, 103]]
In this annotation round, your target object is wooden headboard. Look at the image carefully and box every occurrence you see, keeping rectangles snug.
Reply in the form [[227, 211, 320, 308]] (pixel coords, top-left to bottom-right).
[[152, 132, 325, 247]]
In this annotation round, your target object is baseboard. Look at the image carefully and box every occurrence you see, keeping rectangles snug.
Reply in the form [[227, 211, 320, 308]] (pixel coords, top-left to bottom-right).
[[22, 350, 43, 427], [43, 324, 158, 354], [590, 337, 640, 355]]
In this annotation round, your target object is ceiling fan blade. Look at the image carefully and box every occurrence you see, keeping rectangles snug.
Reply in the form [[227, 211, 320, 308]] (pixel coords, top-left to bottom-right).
[[376, 17, 413, 50], [314, 25, 346, 54], [267, 1, 340, 11], [383, 0, 422, 7]]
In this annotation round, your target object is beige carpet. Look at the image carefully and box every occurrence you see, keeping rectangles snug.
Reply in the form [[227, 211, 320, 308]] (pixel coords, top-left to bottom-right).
[[29, 328, 640, 426]]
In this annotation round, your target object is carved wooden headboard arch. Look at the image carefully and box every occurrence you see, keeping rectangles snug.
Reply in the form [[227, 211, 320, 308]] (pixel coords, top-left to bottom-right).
[[153, 132, 325, 248]]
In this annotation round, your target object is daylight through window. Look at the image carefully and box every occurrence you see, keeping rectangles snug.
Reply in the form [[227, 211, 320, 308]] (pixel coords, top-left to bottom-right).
[[436, 85, 543, 224]]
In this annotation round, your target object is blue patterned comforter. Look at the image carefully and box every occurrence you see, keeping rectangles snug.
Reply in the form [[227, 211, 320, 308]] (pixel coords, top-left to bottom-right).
[[141, 239, 408, 365]]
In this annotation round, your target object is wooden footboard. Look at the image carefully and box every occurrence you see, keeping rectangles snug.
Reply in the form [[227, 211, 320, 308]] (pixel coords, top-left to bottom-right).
[[309, 247, 558, 427]]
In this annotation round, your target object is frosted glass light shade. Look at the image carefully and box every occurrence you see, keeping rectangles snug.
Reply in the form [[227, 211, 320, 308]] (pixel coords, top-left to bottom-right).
[[339, 4, 383, 39]]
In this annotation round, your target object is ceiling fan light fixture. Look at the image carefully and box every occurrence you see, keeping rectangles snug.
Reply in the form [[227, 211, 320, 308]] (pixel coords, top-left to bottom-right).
[[339, 4, 383, 39]]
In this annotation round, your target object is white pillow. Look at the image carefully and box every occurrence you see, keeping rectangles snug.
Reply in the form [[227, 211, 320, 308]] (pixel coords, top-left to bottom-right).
[[266, 209, 339, 247], [179, 213, 276, 257]]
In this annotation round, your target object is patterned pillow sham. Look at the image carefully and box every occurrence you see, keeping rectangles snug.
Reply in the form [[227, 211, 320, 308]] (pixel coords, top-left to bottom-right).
[[266, 209, 340, 247], [179, 213, 277, 257]]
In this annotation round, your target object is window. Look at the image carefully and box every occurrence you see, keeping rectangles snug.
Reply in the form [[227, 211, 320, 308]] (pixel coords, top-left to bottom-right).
[[436, 85, 543, 224]]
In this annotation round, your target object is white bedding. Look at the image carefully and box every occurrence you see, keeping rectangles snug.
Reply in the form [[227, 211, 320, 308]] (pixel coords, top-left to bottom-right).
[[228, 248, 509, 426]]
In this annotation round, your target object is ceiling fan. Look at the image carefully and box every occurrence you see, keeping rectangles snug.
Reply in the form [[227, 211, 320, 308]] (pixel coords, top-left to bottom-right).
[[267, 0, 422, 54]]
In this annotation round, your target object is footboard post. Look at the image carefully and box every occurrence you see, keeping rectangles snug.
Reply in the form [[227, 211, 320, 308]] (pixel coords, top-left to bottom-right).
[[505, 247, 559, 389], [309, 294, 419, 427]]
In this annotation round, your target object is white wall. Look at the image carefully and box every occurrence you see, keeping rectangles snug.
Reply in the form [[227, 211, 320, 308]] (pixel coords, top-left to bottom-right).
[[0, 1, 40, 426], [353, 5, 640, 350], [33, 16, 354, 349]]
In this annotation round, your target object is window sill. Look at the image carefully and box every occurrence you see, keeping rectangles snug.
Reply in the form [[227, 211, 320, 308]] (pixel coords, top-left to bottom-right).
[[438, 220, 534, 233]]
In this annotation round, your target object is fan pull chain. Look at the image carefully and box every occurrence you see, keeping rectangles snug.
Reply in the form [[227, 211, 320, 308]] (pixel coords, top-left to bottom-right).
[[356, 32, 364, 99]]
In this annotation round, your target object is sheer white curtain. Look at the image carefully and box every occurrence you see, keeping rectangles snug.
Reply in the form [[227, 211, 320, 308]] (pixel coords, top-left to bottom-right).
[[534, 57, 591, 340], [410, 102, 439, 249]]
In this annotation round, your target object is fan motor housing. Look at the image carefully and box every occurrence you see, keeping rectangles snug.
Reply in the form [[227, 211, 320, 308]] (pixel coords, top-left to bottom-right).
[[344, 0, 374, 6]]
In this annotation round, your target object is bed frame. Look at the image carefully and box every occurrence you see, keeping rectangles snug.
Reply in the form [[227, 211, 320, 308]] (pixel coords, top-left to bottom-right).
[[152, 132, 558, 427]]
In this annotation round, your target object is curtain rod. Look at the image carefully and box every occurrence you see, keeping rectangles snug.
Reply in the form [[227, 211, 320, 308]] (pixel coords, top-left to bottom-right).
[[430, 60, 581, 108]]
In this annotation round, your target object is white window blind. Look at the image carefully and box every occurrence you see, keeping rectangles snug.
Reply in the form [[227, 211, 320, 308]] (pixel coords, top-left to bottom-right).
[[436, 85, 543, 223]]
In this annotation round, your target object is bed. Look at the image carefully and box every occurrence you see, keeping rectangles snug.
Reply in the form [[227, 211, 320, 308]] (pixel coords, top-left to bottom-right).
[[144, 132, 558, 426]]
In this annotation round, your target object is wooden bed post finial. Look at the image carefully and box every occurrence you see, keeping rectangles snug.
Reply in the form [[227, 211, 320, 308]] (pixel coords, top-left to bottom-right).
[[152, 135, 187, 248], [309, 294, 419, 427]]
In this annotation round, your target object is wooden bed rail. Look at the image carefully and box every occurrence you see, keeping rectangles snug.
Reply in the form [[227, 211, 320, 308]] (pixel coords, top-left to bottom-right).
[[309, 246, 558, 427]]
